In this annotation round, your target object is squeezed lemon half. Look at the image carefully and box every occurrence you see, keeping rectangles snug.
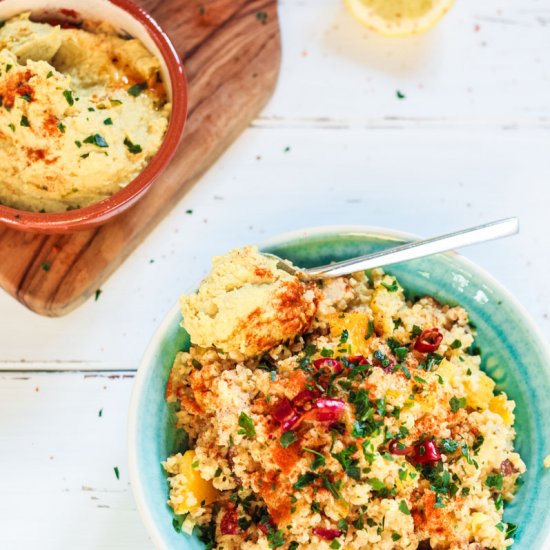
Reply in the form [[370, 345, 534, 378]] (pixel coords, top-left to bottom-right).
[[344, 0, 456, 36]]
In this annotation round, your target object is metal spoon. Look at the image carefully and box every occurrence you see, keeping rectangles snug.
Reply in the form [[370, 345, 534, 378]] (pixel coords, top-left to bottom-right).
[[266, 217, 519, 281]]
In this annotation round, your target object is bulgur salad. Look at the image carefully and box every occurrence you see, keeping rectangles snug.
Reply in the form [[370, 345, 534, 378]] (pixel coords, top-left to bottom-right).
[[163, 247, 525, 550]]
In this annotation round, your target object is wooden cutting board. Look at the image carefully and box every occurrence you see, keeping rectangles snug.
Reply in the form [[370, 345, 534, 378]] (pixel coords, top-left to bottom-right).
[[0, 0, 280, 316]]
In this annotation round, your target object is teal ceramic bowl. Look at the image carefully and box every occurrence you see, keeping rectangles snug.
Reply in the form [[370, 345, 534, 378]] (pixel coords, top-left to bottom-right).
[[128, 226, 550, 549]]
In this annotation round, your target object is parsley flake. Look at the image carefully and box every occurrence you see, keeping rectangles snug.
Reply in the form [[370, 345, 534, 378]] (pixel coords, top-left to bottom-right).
[[63, 89, 75, 106], [280, 430, 298, 448], [83, 133, 109, 148], [237, 411, 255, 438], [127, 82, 148, 97], [124, 137, 142, 154]]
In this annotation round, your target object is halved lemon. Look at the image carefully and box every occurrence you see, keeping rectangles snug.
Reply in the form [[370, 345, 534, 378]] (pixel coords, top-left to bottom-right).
[[344, 0, 455, 36]]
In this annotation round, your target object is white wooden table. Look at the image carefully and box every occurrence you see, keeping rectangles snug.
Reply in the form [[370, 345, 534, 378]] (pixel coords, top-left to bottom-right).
[[1, 1, 549, 548]]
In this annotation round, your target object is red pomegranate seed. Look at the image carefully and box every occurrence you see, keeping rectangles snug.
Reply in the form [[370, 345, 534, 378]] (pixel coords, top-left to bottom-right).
[[414, 329, 443, 353], [272, 399, 295, 424], [313, 527, 343, 540]]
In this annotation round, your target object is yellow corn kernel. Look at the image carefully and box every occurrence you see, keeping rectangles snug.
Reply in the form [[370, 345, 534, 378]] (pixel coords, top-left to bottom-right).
[[328, 312, 373, 356], [470, 512, 491, 537], [436, 359, 455, 386], [489, 394, 514, 426], [168, 450, 218, 514], [464, 371, 495, 410]]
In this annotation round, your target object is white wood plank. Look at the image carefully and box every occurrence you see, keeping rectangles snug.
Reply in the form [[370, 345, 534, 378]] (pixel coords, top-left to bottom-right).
[[0, 372, 151, 549], [270, 0, 550, 121], [0, 124, 548, 367]]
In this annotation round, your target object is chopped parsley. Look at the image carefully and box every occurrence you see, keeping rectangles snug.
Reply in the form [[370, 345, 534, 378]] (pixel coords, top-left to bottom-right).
[[332, 445, 361, 480], [280, 430, 298, 448], [339, 329, 349, 344], [20, 115, 30, 127], [113, 466, 120, 480], [172, 515, 184, 532], [46, 71, 53, 78], [83, 133, 109, 148], [320, 472, 345, 501], [8, 123, 15, 132], [41, 261, 51, 272], [381, 278, 399, 292], [103, 117, 113, 125], [368, 478, 386, 491], [237, 412, 255, 438], [399, 500, 410, 515], [365, 319, 375, 340], [350, 388, 381, 438], [127, 82, 148, 97], [293, 472, 317, 490], [394, 346, 409, 360], [124, 137, 142, 154], [63, 89, 75, 106], [486, 472, 504, 490], [439, 438, 459, 453], [57, 122, 66, 133], [450, 339, 462, 349], [304, 448, 326, 470], [506, 523, 518, 539], [20, 93, 32, 102], [449, 396, 467, 413]]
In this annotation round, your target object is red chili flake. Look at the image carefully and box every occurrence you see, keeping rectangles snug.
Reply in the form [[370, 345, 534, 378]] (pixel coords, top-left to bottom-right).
[[299, 398, 347, 425], [414, 328, 443, 353], [272, 399, 295, 424], [388, 440, 413, 456], [313, 527, 343, 540], [410, 440, 441, 465], [220, 509, 240, 535]]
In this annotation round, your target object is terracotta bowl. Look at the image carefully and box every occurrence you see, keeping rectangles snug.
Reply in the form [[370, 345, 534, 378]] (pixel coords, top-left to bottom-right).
[[0, 0, 187, 233]]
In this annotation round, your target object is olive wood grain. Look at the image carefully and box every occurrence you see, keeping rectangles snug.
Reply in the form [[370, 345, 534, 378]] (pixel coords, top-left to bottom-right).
[[0, 0, 280, 316]]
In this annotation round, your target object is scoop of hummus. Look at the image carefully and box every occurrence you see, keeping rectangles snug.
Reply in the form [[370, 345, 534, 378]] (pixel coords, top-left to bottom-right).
[[0, 13, 170, 212], [181, 247, 319, 357]]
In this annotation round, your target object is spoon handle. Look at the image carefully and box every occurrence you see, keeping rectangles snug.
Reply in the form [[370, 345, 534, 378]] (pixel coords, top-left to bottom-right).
[[302, 217, 519, 279]]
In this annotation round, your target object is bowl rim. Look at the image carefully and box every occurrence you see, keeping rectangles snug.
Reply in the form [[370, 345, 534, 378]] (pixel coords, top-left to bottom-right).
[[128, 224, 550, 550], [0, 0, 188, 233]]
